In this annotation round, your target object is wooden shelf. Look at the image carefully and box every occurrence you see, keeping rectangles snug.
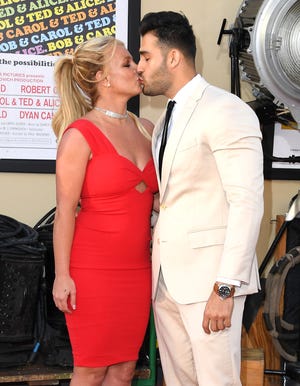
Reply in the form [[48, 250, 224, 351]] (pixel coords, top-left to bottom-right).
[[0, 362, 151, 385], [0, 361, 72, 385]]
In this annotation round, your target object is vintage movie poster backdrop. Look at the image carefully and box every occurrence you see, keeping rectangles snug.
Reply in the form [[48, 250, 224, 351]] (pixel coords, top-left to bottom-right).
[[0, 0, 133, 172]]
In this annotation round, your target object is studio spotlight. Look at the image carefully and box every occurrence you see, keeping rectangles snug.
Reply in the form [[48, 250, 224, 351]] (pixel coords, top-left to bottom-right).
[[236, 0, 300, 127]]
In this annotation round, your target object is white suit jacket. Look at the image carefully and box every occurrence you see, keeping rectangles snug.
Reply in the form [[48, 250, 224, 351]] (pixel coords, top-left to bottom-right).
[[151, 76, 264, 304]]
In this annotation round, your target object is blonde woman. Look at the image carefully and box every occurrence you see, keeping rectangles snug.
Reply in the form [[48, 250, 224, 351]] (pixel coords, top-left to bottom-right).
[[52, 36, 158, 386]]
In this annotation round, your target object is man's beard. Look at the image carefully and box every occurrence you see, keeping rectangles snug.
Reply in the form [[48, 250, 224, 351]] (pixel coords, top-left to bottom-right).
[[141, 77, 170, 97]]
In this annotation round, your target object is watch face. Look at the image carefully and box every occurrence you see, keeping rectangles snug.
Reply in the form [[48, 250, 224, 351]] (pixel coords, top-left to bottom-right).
[[218, 285, 231, 299]]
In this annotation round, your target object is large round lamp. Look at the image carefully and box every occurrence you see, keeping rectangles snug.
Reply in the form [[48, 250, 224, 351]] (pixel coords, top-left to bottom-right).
[[236, 0, 300, 127]]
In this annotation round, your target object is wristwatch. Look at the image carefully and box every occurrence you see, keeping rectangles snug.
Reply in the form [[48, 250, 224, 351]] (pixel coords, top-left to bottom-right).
[[213, 282, 235, 300]]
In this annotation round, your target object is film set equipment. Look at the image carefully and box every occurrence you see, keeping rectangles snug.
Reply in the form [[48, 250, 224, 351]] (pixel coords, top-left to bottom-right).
[[0, 215, 46, 367], [218, 0, 300, 129], [218, 0, 300, 382]]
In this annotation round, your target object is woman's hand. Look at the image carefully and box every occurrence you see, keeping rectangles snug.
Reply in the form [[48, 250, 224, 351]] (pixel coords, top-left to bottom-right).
[[153, 192, 160, 212], [52, 275, 76, 314]]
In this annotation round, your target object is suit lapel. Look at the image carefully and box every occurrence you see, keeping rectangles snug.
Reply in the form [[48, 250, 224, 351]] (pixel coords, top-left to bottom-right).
[[152, 77, 210, 199], [159, 98, 197, 196], [162, 82, 210, 199]]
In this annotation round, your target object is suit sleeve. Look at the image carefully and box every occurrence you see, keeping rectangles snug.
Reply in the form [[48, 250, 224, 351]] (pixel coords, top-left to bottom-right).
[[206, 93, 264, 284]]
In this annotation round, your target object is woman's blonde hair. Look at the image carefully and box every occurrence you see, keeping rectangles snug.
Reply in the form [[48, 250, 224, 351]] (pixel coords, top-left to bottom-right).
[[52, 36, 123, 140]]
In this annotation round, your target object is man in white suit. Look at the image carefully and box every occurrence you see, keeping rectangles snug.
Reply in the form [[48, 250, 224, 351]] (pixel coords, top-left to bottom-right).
[[138, 11, 264, 386]]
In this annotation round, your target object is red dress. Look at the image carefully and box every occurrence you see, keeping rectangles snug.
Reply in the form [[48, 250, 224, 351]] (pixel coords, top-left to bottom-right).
[[64, 118, 158, 367]]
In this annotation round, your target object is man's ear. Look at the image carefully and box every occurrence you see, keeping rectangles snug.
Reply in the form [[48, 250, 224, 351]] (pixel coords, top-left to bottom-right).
[[168, 49, 181, 68]]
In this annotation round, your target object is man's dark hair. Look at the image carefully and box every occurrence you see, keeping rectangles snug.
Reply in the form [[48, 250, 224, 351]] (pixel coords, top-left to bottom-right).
[[140, 11, 196, 61]]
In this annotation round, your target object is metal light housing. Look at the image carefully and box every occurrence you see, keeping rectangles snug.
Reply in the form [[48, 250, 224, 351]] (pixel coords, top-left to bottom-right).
[[236, 0, 300, 126]]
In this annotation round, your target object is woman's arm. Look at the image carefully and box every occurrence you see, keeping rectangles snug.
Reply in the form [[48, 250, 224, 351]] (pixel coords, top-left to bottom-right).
[[52, 129, 90, 313]]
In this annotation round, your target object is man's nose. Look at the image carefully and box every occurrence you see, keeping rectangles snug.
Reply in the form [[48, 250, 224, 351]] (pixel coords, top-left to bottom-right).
[[137, 61, 143, 74]]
